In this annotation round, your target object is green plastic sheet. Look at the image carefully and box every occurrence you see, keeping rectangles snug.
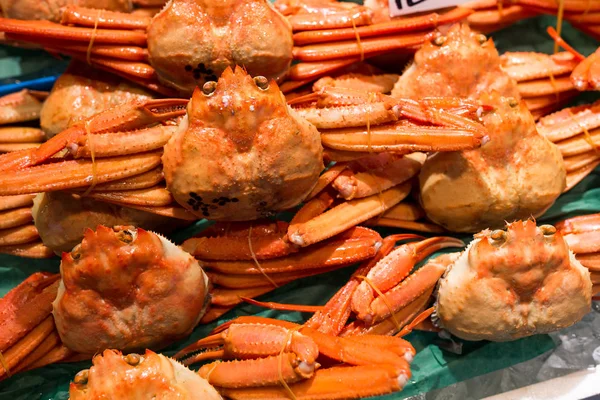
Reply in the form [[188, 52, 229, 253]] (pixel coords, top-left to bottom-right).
[[0, 15, 599, 400]]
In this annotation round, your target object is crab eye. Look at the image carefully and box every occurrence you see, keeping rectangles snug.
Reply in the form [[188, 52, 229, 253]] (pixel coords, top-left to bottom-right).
[[71, 244, 82, 260], [124, 353, 141, 366], [117, 230, 134, 244], [433, 35, 446, 46], [73, 369, 89, 385], [202, 81, 217, 96], [540, 225, 556, 236], [477, 34, 487, 45], [253, 76, 269, 90], [490, 229, 507, 245], [508, 98, 519, 108]]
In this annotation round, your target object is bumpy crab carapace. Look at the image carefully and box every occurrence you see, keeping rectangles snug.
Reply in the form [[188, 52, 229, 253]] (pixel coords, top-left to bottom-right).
[[162, 65, 324, 221], [435, 220, 592, 341], [53, 225, 210, 354]]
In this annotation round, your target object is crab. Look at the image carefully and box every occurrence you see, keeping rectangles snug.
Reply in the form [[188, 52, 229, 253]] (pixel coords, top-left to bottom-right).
[[419, 92, 566, 233], [40, 61, 156, 139], [0, 0, 294, 95], [435, 219, 592, 341], [69, 349, 223, 400]]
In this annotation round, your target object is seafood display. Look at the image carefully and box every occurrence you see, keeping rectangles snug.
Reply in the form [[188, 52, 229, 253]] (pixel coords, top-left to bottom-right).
[[0, 0, 598, 399]]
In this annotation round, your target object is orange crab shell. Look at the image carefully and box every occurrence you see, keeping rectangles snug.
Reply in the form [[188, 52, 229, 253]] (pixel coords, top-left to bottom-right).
[[69, 349, 222, 400], [392, 23, 520, 101], [147, 0, 293, 95], [436, 220, 592, 341], [418, 93, 566, 232], [52, 225, 210, 355], [162, 66, 323, 221]]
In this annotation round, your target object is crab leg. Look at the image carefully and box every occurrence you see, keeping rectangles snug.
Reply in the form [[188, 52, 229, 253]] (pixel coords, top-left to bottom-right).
[[557, 129, 600, 156], [501, 51, 580, 81], [572, 50, 600, 91], [288, 182, 411, 247], [369, 217, 446, 233], [566, 160, 600, 191], [282, 5, 373, 32], [467, 5, 538, 33], [0, 90, 47, 125], [537, 101, 600, 142], [0, 98, 187, 172], [0, 19, 147, 45], [0, 242, 54, 258], [204, 227, 382, 274], [0, 225, 38, 245], [0, 273, 59, 353], [0, 207, 32, 229], [60, 6, 152, 29], [0, 194, 35, 211], [342, 287, 435, 337], [206, 265, 344, 289], [88, 167, 164, 191], [11, 331, 60, 374], [182, 221, 296, 261], [292, 7, 473, 45], [524, 92, 578, 112], [305, 163, 347, 199], [210, 287, 280, 307], [293, 31, 433, 62], [0, 127, 45, 143], [73, 186, 173, 207], [578, 253, 600, 271], [351, 239, 463, 325], [220, 364, 406, 400], [6, 34, 148, 61], [0, 316, 55, 380], [517, 76, 575, 97], [122, 204, 197, 221], [332, 153, 424, 200], [557, 213, 600, 254], [321, 124, 485, 153], [0, 151, 163, 196], [289, 191, 336, 229], [306, 234, 423, 335]]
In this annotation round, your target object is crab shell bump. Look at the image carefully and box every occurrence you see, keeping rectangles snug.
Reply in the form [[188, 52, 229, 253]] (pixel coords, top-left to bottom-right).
[[52, 225, 210, 355], [69, 349, 222, 400], [435, 220, 592, 341]]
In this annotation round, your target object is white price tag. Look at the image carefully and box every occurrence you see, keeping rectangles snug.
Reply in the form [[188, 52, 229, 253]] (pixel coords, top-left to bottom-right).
[[388, 0, 473, 17]]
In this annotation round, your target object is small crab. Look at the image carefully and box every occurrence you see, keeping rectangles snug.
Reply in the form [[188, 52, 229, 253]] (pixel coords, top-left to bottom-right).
[[53, 225, 210, 354], [435, 220, 592, 341], [69, 349, 222, 400], [391, 23, 520, 100]]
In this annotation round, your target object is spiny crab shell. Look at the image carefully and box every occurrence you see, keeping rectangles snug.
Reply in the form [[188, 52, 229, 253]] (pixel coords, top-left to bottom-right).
[[418, 93, 566, 232], [391, 23, 520, 100], [52, 226, 210, 355], [435, 220, 592, 341], [147, 0, 293, 95], [162, 66, 323, 221], [69, 349, 222, 400]]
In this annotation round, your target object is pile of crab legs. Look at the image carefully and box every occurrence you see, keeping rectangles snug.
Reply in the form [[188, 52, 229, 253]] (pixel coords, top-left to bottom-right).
[[0, 1, 598, 399]]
